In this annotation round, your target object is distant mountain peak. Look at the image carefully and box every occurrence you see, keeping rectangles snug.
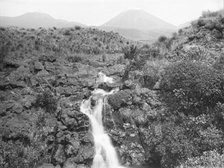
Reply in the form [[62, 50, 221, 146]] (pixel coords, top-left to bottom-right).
[[20, 12, 54, 19], [100, 9, 177, 42], [102, 9, 177, 30], [0, 12, 85, 28], [120, 9, 153, 15]]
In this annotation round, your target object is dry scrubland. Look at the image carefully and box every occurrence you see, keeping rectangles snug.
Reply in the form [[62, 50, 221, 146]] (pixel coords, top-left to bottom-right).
[[0, 11, 224, 168]]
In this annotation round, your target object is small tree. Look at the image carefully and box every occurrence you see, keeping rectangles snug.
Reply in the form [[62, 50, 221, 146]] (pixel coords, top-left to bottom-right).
[[122, 45, 139, 81], [158, 36, 168, 43], [35, 90, 57, 114], [122, 45, 139, 60]]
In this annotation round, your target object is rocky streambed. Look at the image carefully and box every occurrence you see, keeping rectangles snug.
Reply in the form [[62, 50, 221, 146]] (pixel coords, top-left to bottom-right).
[[0, 51, 164, 168]]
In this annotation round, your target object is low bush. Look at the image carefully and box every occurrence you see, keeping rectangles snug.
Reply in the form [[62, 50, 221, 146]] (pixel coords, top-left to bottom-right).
[[160, 61, 224, 114], [143, 121, 195, 168], [35, 90, 57, 114], [141, 47, 161, 59], [0, 109, 55, 168], [157, 122, 195, 168], [213, 54, 224, 71], [179, 150, 224, 168], [75, 26, 81, 30], [67, 55, 83, 63], [140, 59, 169, 89], [202, 10, 220, 18], [63, 30, 72, 36], [122, 45, 139, 60], [213, 102, 224, 131], [0, 140, 40, 168], [158, 36, 168, 43]]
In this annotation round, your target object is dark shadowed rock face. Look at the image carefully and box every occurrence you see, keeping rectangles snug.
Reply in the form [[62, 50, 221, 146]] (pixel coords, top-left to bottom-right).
[[104, 86, 163, 166], [0, 26, 169, 168], [107, 89, 133, 110], [0, 50, 99, 168], [0, 46, 163, 167]]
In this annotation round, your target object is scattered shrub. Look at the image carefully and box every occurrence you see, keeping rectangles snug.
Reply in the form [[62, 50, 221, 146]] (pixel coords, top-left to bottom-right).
[[160, 61, 224, 114], [179, 150, 224, 168], [122, 45, 140, 81], [213, 54, 224, 71], [0, 109, 56, 168], [140, 64, 160, 89], [35, 90, 57, 114], [75, 26, 81, 30], [0, 140, 40, 168], [178, 29, 183, 34], [63, 30, 71, 36], [195, 19, 207, 27], [142, 47, 161, 59], [213, 102, 224, 131], [0, 27, 6, 31], [144, 121, 195, 168], [122, 45, 139, 60], [67, 55, 83, 63], [198, 126, 223, 152], [202, 10, 220, 18], [140, 59, 168, 89], [158, 36, 168, 43], [157, 122, 195, 168], [174, 45, 216, 64]]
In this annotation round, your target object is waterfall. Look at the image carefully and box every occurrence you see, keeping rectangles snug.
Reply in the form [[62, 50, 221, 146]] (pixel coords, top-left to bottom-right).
[[80, 73, 124, 168]]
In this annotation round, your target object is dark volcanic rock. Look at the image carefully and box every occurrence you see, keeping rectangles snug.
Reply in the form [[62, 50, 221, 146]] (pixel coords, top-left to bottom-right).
[[54, 144, 66, 164], [0, 54, 96, 168], [34, 61, 44, 71], [72, 145, 94, 163], [103, 86, 165, 166], [0, 25, 136, 168], [39, 54, 57, 63], [107, 89, 133, 109]]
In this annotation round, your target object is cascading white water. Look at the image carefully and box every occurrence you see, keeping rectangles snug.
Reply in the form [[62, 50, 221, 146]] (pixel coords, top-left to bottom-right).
[[80, 73, 124, 168]]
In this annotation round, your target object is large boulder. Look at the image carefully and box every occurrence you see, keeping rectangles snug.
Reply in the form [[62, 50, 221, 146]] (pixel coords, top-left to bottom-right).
[[107, 90, 132, 109]]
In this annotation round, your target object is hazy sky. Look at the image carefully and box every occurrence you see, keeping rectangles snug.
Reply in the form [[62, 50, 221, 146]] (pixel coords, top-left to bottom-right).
[[0, 0, 222, 26]]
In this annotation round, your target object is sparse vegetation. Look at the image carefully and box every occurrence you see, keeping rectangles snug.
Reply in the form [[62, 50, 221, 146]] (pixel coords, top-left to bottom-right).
[[0, 9, 224, 168], [122, 45, 141, 81], [160, 61, 224, 114], [179, 150, 224, 168], [67, 55, 83, 63], [201, 10, 221, 18], [35, 90, 57, 114]]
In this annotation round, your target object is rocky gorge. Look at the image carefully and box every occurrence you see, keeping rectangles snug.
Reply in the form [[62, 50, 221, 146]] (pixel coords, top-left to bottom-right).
[[0, 46, 161, 168], [1, 11, 224, 168], [0, 26, 159, 168]]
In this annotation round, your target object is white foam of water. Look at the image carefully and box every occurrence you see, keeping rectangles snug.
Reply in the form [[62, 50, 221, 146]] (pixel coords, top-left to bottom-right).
[[80, 86, 124, 168], [97, 72, 114, 84]]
